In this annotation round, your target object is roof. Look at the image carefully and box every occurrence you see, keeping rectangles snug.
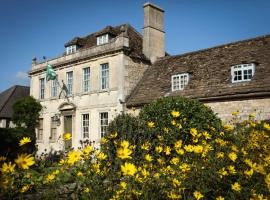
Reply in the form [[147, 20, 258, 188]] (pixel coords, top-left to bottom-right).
[[0, 85, 30, 118], [64, 24, 148, 61], [126, 34, 270, 107]]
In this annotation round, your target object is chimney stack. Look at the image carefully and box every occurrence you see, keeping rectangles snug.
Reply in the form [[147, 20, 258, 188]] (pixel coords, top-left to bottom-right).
[[143, 2, 165, 63]]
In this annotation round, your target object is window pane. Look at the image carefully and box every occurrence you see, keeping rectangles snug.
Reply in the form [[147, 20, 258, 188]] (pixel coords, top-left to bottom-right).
[[101, 64, 109, 89], [82, 114, 89, 138], [67, 71, 73, 95], [40, 78, 45, 99], [100, 112, 108, 137]]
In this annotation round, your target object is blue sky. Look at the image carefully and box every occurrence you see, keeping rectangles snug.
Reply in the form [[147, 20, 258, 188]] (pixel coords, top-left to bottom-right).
[[0, 0, 270, 92]]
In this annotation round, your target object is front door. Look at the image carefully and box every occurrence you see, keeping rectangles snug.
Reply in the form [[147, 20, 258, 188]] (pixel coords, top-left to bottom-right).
[[64, 115, 72, 150]]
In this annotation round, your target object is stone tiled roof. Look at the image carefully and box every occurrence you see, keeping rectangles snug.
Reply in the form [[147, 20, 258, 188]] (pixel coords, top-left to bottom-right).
[[126, 34, 270, 107], [0, 85, 30, 118], [64, 24, 148, 61]]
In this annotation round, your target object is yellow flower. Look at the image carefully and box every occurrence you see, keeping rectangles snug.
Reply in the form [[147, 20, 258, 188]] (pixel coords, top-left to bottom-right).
[[202, 131, 211, 140], [172, 178, 181, 187], [15, 153, 35, 169], [190, 128, 198, 137], [20, 185, 30, 193], [164, 146, 171, 155], [147, 121, 155, 128], [46, 173, 56, 183], [83, 145, 93, 156], [231, 182, 241, 192], [96, 152, 107, 160], [232, 111, 238, 116], [216, 152, 224, 159], [263, 123, 270, 131], [228, 152, 237, 162], [163, 127, 169, 133], [218, 167, 228, 178], [216, 196, 224, 200], [227, 165, 236, 174], [176, 148, 184, 155], [170, 157, 179, 165], [244, 168, 254, 177], [179, 163, 190, 172], [249, 113, 255, 118], [193, 145, 203, 154], [67, 150, 82, 165], [145, 154, 153, 162], [171, 120, 176, 125], [117, 147, 132, 159], [63, 133, 72, 140], [141, 142, 150, 150], [184, 144, 194, 152], [174, 140, 182, 148], [120, 181, 127, 190], [84, 187, 90, 193], [0, 156, 7, 162], [109, 132, 118, 138], [1, 162, 15, 173], [77, 171, 83, 176], [193, 191, 204, 200], [265, 174, 270, 190], [167, 191, 181, 199], [58, 159, 65, 166], [171, 110, 180, 117], [155, 146, 163, 153], [19, 137, 31, 146], [100, 137, 108, 144], [223, 124, 234, 131], [121, 162, 137, 176]]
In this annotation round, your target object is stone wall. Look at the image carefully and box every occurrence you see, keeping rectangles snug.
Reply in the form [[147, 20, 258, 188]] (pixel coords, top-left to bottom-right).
[[206, 98, 270, 122]]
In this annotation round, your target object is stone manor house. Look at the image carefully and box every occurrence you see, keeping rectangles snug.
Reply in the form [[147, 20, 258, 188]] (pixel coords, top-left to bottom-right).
[[29, 3, 270, 153]]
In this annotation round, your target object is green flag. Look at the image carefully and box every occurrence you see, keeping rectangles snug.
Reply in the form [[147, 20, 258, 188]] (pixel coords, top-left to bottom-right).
[[46, 64, 57, 81]]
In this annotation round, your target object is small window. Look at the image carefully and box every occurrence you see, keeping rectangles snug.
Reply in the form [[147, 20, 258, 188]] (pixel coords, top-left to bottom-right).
[[50, 117, 57, 141], [83, 67, 90, 93], [51, 76, 58, 97], [66, 45, 77, 55], [66, 71, 73, 95], [171, 73, 189, 91], [100, 112, 108, 138], [82, 114, 89, 138], [97, 34, 109, 45], [39, 78, 45, 99], [37, 118, 43, 141], [231, 63, 255, 83], [101, 63, 109, 90]]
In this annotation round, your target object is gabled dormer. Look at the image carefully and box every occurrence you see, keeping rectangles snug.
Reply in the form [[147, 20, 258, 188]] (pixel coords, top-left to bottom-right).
[[64, 37, 83, 55], [95, 26, 117, 46]]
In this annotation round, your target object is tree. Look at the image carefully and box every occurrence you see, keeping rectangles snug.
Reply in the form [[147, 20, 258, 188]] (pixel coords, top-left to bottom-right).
[[12, 96, 42, 132]]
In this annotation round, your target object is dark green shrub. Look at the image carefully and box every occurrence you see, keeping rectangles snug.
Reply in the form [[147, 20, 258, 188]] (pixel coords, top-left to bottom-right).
[[139, 96, 222, 146]]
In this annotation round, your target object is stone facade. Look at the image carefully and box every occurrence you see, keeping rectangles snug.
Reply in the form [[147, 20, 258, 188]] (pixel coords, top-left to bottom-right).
[[206, 98, 270, 122]]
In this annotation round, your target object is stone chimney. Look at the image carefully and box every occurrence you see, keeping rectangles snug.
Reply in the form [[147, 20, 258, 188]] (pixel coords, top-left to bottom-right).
[[143, 2, 165, 63]]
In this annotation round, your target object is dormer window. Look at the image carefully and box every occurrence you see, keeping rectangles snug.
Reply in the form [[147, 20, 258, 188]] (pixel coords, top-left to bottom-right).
[[97, 34, 109, 45], [171, 73, 189, 91], [231, 63, 255, 83], [66, 45, 77, 55]]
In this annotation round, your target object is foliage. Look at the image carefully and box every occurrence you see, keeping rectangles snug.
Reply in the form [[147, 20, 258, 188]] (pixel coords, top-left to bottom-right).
[[1, 97, 270, 199], [12, 96, 42, 132]]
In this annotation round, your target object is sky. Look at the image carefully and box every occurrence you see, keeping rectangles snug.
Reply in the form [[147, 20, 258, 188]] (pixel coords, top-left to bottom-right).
[[0, 0, 270, 92]]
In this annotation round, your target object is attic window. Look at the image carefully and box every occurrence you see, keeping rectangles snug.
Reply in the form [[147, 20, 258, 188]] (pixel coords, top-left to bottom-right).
[[66, 45, 77, 55], [231, 63, 255, 83], [171, 73, 189, 91], [97, 34, 109, 45]]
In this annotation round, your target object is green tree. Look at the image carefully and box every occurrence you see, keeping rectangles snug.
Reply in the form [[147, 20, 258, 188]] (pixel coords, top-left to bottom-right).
[[12, 96, 42, 131]]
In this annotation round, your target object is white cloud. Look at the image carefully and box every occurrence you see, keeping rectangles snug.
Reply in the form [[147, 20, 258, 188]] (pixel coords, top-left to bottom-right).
[[15, 71, 28, 80]]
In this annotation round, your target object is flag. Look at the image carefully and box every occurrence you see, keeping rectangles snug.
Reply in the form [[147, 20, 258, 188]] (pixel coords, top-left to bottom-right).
[[46, 64, 57, 81]]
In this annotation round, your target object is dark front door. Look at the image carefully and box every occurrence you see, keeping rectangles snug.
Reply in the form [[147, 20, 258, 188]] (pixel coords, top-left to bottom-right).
[[64, 115, 72, 150]]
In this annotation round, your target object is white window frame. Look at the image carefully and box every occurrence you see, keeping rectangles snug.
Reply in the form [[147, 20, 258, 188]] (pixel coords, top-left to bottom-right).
[[82, 113, 90, 139], [171, 73, 189, 91], [82, 67, 90, 93], [97, 34, 109, 45], [37, 118, 43, 141], [101, 63, 109, 90], [66, 71, 73, 95], [231, 63, 255, 83], [51, 76, 58, 98], [66, 45, 77, 55], [50, 117, 57, 142], [39, 78, 45, 99], [99, 112, 108, 138]]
